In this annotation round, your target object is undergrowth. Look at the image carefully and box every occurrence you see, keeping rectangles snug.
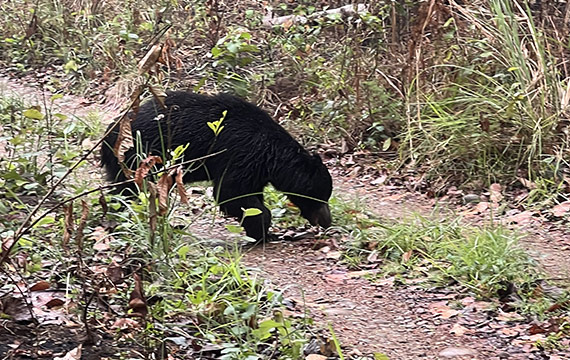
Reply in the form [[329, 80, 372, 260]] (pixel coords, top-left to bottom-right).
[[332, 198, 567, 316], [0, 93, 325, 359]]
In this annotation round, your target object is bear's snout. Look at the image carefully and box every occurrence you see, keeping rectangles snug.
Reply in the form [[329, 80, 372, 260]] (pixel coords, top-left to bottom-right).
[[309, 204, 331, 228]]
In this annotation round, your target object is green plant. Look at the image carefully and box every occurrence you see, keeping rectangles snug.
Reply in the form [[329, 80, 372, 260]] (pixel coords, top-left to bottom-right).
[[340, 211, 546, 302], [400, 0, 568, 193]]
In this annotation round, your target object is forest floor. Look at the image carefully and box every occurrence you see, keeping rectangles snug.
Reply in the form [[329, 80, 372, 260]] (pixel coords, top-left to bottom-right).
[[242, 177, 570, 359], [1, 76, 570, 359]]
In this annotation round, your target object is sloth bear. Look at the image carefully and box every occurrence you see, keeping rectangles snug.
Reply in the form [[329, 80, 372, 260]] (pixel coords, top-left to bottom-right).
[[101, 91, 332, 241]]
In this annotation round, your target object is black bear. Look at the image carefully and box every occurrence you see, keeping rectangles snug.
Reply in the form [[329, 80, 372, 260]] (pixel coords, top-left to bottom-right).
[[101, 91, 332, 241]]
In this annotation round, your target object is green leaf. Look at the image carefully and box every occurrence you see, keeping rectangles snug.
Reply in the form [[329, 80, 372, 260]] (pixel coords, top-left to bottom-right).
[[34, 216, 56, 227], [171, 143, 189, 161], [374, 353, 390, 360], [226, 41, 240, 54], [252, 319, 282, 340], [507, 66, 519, 72], [382, 137, 391, 151], [240, 44, 259, 53], [211, 46, 223, 57], [177, 245, 190, 259], [241, 304, 256, 319], [223, 304, 235, 316], [64, 59, 78, 73], [23, 108, 44, 120], [225, 224, 244, 234], [243, 208, 262, 217], [193, 77, 207, 92], [207, 121, 217, 132], [63, 123, 76, 135], [50, 94, 63, 102]]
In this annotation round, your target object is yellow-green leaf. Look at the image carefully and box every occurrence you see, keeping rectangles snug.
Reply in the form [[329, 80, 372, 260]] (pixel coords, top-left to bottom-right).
[[243, 208, 262, 217], [225, 224, 244, 233], [23, 108, 44, 120], [382, 137, 391, 151]]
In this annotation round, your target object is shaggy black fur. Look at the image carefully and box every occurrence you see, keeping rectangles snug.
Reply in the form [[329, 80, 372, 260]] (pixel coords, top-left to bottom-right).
[[101, 91, 332, 241]]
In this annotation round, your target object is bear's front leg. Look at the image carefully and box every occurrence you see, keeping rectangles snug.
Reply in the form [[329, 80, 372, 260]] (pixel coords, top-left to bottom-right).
[[216, 189, 272, 241]]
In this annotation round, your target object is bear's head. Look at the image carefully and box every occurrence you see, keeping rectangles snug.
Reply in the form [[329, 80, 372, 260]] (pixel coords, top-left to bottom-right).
[[288, 153, 332, 229]]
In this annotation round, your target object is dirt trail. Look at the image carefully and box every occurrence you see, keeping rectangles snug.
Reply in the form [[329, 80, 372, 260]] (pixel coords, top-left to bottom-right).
[[0, 75, 118, 123], [243, 180, 570, 359], [2, 77, 570, 359]]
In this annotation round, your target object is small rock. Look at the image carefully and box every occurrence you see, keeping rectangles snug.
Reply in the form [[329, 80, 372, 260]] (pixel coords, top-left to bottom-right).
[[463, 194, 480, 204], [305, 355, 327, 360], [439, 346, 477, 358]]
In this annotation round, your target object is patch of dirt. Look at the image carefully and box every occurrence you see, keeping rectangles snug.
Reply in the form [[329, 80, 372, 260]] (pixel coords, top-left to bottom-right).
[[0, 75, 117, 122], [0, 323, 141, 359], [243, 239, 570, 359]]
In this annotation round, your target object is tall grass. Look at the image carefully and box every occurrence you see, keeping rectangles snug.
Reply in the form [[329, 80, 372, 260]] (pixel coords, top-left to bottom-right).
[[401, 0, 568, 189]]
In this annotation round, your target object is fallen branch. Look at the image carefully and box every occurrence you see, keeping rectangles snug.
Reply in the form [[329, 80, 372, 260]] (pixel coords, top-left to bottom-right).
[[262, 3, 369, 28]]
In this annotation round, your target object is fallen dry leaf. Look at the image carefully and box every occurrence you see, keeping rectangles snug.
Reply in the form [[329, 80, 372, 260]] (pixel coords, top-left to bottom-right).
[[90, 226, 108, 247], [148, 85, 167, 109], [438, 347, 476, 358], [528, 322, 550, 335], [113, 114, 134, 165], [460, 297, 475, 306], [461, 201, 489, 216], [54, 344, 82, 360], [371, 174, 387, 186], [518, 177, 536, 189], [75, 199, 90, 248], [174, 166, 189, 204], [506, 210, 536, 225], [306, 355, 327, 360], [325, 250, 342, 260], [401, 250, 413, 263], [347, 269, 379, 278], [30, 280, 50, 291], [450, 323, 468, 336], [45, 298, 65, 308], [489, 183, 503, 203], [495, 311, 525, 322], [428, 301, 459, 319], [128, 273, 148, 317], [500, 326, 521, 337], [324, 271, 348, 284], [137, 44, 161, 75], [551, 201, 570, 217], [111, 317, 141, 330], [158, 171, 174, 215]]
